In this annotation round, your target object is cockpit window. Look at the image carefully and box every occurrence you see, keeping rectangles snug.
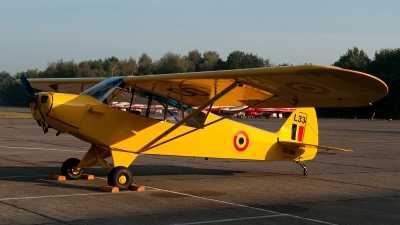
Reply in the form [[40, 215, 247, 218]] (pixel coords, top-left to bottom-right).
[[111, 87, 207, 128], [81, 77, 124, 103], [152, 95, 191, 111]]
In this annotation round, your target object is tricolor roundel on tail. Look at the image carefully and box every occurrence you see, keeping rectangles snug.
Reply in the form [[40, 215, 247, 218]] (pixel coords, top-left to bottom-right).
[[291, 112, 307, 143]]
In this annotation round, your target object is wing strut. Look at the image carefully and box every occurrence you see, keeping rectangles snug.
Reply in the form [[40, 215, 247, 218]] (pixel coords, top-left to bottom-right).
[[139, 94, 279, 152], [201, 94, 279, 127], [136, 81, 239, 153]]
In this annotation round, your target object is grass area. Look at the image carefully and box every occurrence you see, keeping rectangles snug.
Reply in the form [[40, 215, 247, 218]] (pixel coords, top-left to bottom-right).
[[0, 111, 32, 119]]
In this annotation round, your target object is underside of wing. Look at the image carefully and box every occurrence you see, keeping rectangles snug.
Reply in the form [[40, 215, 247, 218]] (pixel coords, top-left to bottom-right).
[[123, 65, 388, 108], [279, 141, 353, 152], [16, 77, 105, 94]]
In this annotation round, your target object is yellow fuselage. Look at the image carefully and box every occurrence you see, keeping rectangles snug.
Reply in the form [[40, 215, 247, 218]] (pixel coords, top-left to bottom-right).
[[32, 92, 318, 168]]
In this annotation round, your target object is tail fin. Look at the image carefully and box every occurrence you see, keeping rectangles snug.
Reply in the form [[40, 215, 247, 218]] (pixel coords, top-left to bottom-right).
[[276, 107, 319, 161], [277, 107, 319, 145], [276, 107, 352, 161]]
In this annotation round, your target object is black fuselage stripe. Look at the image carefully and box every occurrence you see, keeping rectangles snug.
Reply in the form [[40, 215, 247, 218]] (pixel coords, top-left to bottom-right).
[[47, 115, 79, 129]]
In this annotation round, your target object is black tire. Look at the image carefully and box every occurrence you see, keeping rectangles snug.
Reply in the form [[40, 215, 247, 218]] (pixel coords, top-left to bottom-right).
[[61, 158, 84, 180], [108, 166, 132, 189]]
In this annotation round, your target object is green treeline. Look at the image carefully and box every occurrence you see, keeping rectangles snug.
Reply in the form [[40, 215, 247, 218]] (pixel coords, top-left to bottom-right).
[[1, 48, 399, 119]]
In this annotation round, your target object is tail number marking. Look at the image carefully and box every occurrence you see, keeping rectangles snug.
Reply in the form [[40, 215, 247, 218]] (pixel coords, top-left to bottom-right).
[[293, 114, 306, 124], [282, 147, 296, 156]]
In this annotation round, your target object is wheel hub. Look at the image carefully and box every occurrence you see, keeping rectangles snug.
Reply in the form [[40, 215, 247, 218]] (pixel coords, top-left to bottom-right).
[[119, 175, 127, 184], [71, 167, 80, 175]]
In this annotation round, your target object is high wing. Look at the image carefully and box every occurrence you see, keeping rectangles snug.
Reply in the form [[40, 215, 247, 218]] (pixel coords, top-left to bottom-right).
[[19, 65, 388, 108], [16, 77, 105, 94]]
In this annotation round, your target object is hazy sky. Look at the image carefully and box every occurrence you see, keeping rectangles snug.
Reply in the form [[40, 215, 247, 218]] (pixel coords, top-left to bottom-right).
[[1, 0, 399, 75]]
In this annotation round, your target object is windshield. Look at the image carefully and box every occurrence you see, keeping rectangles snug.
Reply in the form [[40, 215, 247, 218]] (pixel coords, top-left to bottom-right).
[[81, 77, 124, 103]]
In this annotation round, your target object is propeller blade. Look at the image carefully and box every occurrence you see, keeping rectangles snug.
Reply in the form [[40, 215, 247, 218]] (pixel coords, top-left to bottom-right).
[[20, 75, 49, 134], [20, 75, 34, 97]]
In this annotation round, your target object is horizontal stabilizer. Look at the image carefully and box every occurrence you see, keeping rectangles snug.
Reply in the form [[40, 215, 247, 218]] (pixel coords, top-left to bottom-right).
[[279, 140, 353, 152]]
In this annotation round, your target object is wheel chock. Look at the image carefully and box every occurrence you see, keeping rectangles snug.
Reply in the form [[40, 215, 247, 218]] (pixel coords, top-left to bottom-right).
[[129, 183, 145, 192], [99, 185, 119, 193], [51, 174, 66, 181], [81, 174, 95, 180]]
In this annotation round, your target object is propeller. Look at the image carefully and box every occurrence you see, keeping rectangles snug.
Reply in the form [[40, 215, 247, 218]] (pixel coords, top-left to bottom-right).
[[20, 75, 49, 133]]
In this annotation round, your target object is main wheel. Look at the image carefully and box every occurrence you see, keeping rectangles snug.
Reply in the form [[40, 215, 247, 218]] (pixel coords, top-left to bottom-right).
[[61, 158, 84, 180], [108, 166, 132, 189]]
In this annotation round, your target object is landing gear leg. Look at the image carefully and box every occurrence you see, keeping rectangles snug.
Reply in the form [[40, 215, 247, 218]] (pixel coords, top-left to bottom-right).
[[297, 161, 308, 176]]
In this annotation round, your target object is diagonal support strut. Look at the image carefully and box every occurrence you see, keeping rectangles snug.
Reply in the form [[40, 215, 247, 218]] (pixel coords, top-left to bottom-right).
[[142, 94, 279, 151], [136, 81, 239, 153]]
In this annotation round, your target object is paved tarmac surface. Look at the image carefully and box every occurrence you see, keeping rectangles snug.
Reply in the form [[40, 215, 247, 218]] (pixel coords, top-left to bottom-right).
[[0, 116, 399, 224], [0, 106, 30, 113]]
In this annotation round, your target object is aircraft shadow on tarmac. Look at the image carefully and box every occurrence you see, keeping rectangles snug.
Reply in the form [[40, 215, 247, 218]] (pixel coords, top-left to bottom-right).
[[38, 163, 245, 177], [0, 166, 101, 192], [128, 164, 245, 176], [0, 164, 244, 191]]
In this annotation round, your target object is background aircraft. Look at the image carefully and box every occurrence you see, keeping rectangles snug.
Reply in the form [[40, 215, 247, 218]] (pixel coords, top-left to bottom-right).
[[220, 106, 296, 118]]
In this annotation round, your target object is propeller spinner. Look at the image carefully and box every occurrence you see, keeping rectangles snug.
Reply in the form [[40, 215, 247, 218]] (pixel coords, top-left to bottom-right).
[[20, 75, 49, 133]]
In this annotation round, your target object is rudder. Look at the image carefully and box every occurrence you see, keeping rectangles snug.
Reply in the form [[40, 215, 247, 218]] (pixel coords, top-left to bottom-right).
[[276, 108, 319, 161], [277, 107, 318, 145]]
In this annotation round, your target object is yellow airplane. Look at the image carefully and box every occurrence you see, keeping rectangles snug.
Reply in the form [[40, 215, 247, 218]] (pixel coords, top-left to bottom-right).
[[18, 65, 388, 189]]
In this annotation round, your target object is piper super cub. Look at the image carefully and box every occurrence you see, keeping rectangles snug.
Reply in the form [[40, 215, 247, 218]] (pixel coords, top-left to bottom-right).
[[18, 65, 388, 189]]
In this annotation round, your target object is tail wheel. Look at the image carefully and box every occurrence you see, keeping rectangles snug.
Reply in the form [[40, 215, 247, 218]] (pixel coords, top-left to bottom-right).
[[61, 158, 84, 180], [108, 166, 132, 189]]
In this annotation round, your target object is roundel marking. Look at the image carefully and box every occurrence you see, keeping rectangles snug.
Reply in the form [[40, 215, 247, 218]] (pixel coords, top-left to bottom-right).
[[284, 82, 331, 94], [233, 130, 249, 152]]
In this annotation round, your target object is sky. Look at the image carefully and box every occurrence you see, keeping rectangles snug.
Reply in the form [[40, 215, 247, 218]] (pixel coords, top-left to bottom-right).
[[1, 0, 399, 75]]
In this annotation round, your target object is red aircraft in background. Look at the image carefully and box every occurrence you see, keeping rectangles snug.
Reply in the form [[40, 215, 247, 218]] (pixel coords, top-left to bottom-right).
[[217, 106, 296, 118], [112, 103, 295, 119]]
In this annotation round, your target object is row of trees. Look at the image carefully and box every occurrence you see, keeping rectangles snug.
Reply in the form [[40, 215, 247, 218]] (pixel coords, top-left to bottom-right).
[[6, 50, 269, 79], [0, 50, 272, 107], [1, 48, 399, 119]]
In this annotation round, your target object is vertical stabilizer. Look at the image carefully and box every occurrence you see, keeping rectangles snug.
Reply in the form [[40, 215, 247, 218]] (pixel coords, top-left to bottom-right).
[[276, 107, 319, 161], [277, 107, 319, 145]]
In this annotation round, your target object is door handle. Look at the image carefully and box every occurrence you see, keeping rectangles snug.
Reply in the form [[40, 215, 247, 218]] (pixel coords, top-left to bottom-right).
[[88, 107, 105, 115]]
